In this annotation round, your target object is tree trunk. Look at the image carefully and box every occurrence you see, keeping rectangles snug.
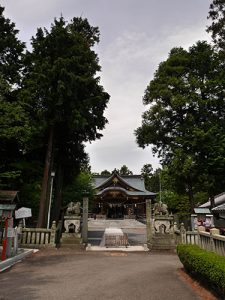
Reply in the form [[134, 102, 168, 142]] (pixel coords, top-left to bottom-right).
[[51, 161, 64, 223], [37, 126, 54, 228]]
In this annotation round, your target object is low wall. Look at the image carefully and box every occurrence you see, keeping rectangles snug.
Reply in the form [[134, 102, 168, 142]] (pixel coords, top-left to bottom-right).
[[175, 223, 225, 256], [19, 221, 57, 248]]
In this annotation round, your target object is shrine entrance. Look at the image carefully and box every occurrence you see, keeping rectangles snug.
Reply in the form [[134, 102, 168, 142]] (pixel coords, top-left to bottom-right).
[[107, 203, 125, 219], [92, 170, 156, 220]]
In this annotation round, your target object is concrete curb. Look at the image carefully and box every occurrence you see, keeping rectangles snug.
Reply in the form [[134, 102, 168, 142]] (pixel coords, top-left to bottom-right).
[[0, 249, 38, 272], [86, 244, 149, 252]]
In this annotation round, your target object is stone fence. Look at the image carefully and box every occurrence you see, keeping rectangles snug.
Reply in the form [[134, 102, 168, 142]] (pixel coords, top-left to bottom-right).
[[19, 221, 58, 248], [175, 223, 225, 256]]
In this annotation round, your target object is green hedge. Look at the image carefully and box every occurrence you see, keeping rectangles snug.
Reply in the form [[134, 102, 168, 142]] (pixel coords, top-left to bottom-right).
[[177, 244, 225, 298]]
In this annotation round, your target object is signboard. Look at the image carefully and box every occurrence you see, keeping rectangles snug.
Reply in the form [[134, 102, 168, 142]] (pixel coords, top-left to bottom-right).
[[15, 207, 32, 219]]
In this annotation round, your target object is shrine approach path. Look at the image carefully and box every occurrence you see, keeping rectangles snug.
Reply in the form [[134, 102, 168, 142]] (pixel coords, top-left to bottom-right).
[[0, 248, 203, 300]]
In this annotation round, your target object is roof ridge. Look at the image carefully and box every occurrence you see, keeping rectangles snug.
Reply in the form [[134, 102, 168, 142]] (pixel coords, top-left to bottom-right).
[[215, 192, 225, 198]]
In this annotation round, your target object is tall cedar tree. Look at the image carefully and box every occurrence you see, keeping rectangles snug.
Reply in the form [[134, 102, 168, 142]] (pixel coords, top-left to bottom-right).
[[0, 6, 30, 189], [135, 41, 225, 211], [23, 17, 109, 227]]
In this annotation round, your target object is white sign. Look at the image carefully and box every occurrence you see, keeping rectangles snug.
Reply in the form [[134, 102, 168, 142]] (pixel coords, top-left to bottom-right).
[[7, 228, 15, 238], [3, 227, 15, 238], [15, 207, 32, 219]]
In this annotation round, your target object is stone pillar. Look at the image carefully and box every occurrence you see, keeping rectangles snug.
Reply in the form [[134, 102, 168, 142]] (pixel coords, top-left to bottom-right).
[[49, 221, 56, 247], [146, 199, 152, 248], [180, 223, 186, 244], [82, 197, 89, 244], [13, 227, 18, 255], [197, 225, 205, 248], [6, 217, 13, 258], [210, 228, 219, 252], [17, 220, 23, 247]]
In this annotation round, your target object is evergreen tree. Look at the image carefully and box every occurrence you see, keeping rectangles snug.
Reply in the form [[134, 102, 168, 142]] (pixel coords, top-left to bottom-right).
[[0, 6, 28, 189], [119, 165, 133, 175], [22, 17, 110, 226], [141, 164, 153, 191], [135, 41, 225, 211], [207, 0, 225, 50]]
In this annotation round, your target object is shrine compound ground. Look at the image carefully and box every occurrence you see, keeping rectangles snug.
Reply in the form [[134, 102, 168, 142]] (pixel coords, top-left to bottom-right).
[[0, 220, 217, 300]]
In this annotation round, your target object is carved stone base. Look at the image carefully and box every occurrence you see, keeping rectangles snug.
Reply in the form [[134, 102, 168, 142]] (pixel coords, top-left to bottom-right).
[[148, 234, 176, 250], [64, 216, 81, 233], [60, 232, 83, 248], [153, 215, 174, 234]]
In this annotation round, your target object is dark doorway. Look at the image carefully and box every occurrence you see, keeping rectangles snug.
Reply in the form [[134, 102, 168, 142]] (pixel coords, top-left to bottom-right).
[[107, 204, 124, 219]]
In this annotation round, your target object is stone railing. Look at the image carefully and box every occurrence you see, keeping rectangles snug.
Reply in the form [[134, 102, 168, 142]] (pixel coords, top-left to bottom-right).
[[19, 221, 57, 248], [175, 223, 225, 256], [198, 227, 225, 256]]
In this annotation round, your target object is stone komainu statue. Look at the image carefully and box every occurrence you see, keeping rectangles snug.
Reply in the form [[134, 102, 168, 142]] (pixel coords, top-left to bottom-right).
[[153, 202, 168, 216], [66, 201, 81, 216]]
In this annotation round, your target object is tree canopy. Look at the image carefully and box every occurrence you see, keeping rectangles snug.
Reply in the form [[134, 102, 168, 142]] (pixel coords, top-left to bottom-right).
[[135, 40, 225, 211], [207, 0, 225, 50], [22, 16, 109, 226], [0, 7, 110, 226]]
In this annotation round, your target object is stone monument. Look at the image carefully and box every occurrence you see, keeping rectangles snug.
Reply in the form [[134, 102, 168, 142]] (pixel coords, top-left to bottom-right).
[[148, 202, 176, 250], [60, 202, 83, 248]]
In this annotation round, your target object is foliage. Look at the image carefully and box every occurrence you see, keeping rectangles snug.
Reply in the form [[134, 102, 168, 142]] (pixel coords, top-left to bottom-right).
[[101, 170, 111, 175], [207, 0, 225, 50], [23, 16, 109, 145], [141, 163, 153, 191], [135, 41, 225, 210], [21, 16, 110, 225], [177, 244, 225, 298], [119, 165, 133, 175], [0, 6, 33, 190], [0, 6, 25, 85], [62, 171, 95, 209], [99, 166, 133, 176]]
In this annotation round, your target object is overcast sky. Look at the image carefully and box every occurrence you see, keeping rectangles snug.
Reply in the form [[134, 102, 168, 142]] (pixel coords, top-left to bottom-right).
[[2, 0, 212, 174]]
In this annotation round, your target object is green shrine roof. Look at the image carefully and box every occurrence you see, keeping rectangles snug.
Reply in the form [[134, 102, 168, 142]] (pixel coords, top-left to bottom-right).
[[93, 171, 156, 197]]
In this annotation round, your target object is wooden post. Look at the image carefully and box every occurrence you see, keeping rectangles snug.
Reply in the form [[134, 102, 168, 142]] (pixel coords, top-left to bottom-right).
[[146, 199, 152, 248], [1, 218, 8, 261]]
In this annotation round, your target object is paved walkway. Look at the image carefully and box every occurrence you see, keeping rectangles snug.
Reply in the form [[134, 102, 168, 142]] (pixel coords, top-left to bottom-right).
[[88, 219, 147, 246], [88, 219, 146, 229], [0, 248, 201, 300]]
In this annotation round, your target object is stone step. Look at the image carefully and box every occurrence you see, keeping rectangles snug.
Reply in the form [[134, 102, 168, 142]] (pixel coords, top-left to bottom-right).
[[60, 238, 83, 244], [60, 243, 86, 249]]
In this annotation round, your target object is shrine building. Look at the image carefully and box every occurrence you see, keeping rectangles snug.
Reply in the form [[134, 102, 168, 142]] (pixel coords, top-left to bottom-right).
[[92, 170, 156, 219]]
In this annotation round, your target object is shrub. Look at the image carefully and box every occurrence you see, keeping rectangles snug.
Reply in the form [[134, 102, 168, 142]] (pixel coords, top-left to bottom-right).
[[177, 244, 225, 298]]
